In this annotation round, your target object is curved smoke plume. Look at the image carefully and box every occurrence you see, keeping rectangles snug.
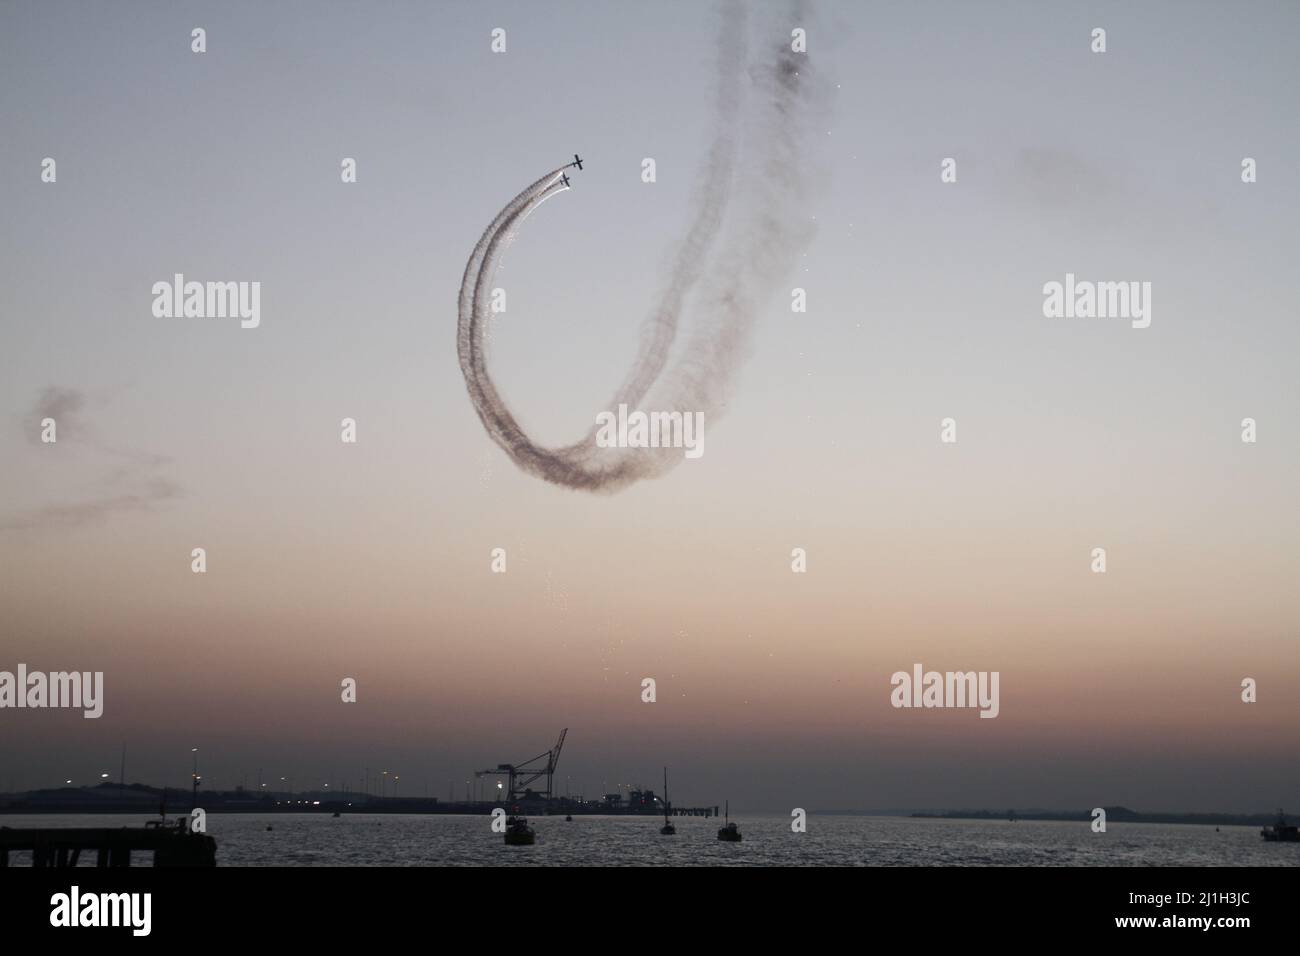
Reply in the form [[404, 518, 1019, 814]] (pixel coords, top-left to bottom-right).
[[457, 0, 825, 493]]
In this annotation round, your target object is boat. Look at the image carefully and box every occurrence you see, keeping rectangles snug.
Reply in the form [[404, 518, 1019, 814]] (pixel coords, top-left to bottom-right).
[[717, 800, 741, 842], [1260, 809, 1299, 842], [504, 815, 536, 846], [659, 767, 676, 835]]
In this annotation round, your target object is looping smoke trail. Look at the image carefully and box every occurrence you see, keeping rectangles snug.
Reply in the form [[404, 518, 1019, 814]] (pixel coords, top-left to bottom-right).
[[457, 0, 824, 493]]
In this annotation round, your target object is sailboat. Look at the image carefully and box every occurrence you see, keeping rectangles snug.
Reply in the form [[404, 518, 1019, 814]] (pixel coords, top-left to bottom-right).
[[659, 767, 676, 835], [717, 800, 741, 842]]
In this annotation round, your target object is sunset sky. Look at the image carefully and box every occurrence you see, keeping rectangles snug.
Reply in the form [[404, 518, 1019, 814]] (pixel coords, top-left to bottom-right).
[[2, 1, 1297, 813]]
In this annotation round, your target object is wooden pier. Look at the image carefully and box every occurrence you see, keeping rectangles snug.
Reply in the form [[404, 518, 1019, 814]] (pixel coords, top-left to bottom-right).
[[0, 822, 217, 867]]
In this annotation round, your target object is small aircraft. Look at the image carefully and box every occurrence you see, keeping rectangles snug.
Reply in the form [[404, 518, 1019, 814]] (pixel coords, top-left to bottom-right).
[[560, 172, 572, 187], [568, 153, 583, 171]]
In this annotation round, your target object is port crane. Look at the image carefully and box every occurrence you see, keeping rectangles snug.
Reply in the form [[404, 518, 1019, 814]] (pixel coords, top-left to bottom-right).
[[476, 729, 568, 803]]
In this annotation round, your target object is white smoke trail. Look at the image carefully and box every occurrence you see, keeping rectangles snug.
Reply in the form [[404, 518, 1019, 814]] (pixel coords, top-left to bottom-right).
[[457, 0, 825, 493]]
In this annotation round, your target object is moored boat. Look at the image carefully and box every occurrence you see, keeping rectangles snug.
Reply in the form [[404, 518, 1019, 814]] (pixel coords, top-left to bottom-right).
[[717, 800, 741, 842], [659, 767, 676, 835], [1260, 809, 1299, 842], [504, 815, 536, 846]]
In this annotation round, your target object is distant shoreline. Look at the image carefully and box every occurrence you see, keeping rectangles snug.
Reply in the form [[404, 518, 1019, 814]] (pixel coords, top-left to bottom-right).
[[906, 807, 1279, 828], [0, 783, 717, 818], [0, 786, 1285, 827]]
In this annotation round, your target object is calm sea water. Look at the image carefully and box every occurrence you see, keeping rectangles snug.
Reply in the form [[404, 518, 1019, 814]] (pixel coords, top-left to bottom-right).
[[3, 813, 1296, 866]]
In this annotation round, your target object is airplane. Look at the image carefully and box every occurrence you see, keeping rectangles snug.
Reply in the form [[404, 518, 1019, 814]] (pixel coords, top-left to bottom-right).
[[560, 172, 571, 187], [568, 153, 583, 171]]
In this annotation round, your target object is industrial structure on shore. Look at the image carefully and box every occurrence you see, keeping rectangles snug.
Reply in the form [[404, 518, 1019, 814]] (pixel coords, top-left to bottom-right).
[[0, 730, 720, 818]]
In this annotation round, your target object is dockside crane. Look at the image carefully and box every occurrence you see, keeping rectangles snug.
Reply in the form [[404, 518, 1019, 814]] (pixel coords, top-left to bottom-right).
[[476, 729, 568, 804]]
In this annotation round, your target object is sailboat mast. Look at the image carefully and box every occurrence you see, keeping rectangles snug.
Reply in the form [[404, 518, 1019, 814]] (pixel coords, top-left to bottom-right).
[[662, 766, 669, 822]]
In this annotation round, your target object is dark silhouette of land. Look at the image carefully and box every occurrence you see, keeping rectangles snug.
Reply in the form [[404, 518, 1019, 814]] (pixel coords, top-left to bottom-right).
[[0, 784, 1286, 826], [910, 806, 1283, 827], [0, 782, 717, 817]]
